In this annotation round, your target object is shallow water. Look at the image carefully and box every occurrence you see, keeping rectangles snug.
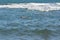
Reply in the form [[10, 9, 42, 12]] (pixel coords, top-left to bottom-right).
[[0, 8, 60, 40]]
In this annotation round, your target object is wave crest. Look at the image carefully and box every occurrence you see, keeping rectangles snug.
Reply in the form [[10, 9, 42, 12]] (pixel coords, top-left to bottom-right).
[[0, 3, 60, 11]]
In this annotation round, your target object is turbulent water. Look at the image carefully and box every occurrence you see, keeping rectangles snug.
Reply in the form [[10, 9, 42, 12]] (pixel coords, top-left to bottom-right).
[[0, 3, 60, 11], [0, 1, 60, 40]]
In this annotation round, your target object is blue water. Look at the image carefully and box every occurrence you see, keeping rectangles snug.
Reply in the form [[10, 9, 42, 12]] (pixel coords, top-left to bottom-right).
[[0, 0, 60, 4], [0, 0, 60, 40], [0, 8, 60, 40]]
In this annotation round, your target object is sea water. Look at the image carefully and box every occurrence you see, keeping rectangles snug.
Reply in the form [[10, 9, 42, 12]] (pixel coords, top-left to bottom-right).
[[0, 0, 60, 40]]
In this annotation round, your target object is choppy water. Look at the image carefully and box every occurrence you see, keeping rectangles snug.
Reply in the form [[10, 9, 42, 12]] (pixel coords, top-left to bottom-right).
[[0, 8, 60, 40]]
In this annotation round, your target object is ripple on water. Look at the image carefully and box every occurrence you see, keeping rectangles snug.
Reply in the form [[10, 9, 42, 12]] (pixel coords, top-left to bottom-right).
[[0, 8, 60, 40]]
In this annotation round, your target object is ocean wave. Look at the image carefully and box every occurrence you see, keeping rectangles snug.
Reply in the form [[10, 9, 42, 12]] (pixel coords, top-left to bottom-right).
[[0, 3, 60, 11]]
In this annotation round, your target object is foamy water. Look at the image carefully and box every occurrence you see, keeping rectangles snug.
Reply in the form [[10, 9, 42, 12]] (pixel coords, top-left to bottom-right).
[[0, 3, 60, 11]]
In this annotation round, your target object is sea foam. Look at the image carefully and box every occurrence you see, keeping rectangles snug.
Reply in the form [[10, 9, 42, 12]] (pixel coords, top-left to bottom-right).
[[0, 3, 60, 11]]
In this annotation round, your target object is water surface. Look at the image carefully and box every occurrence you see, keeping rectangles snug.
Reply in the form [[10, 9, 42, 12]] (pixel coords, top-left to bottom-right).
[[0, 8, 60, 40]]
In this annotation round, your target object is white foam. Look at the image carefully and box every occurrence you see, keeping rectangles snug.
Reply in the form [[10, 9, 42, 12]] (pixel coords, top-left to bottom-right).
[[0, 3, 60, 11]]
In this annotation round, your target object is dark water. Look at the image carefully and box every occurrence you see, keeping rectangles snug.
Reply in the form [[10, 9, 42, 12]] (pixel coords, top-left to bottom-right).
[[0, 0, 60, 4], [0, 8, 60, 40]]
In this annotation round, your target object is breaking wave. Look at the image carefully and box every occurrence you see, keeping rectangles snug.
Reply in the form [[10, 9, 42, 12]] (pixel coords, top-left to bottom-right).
[[0, 3, 60, 11]]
